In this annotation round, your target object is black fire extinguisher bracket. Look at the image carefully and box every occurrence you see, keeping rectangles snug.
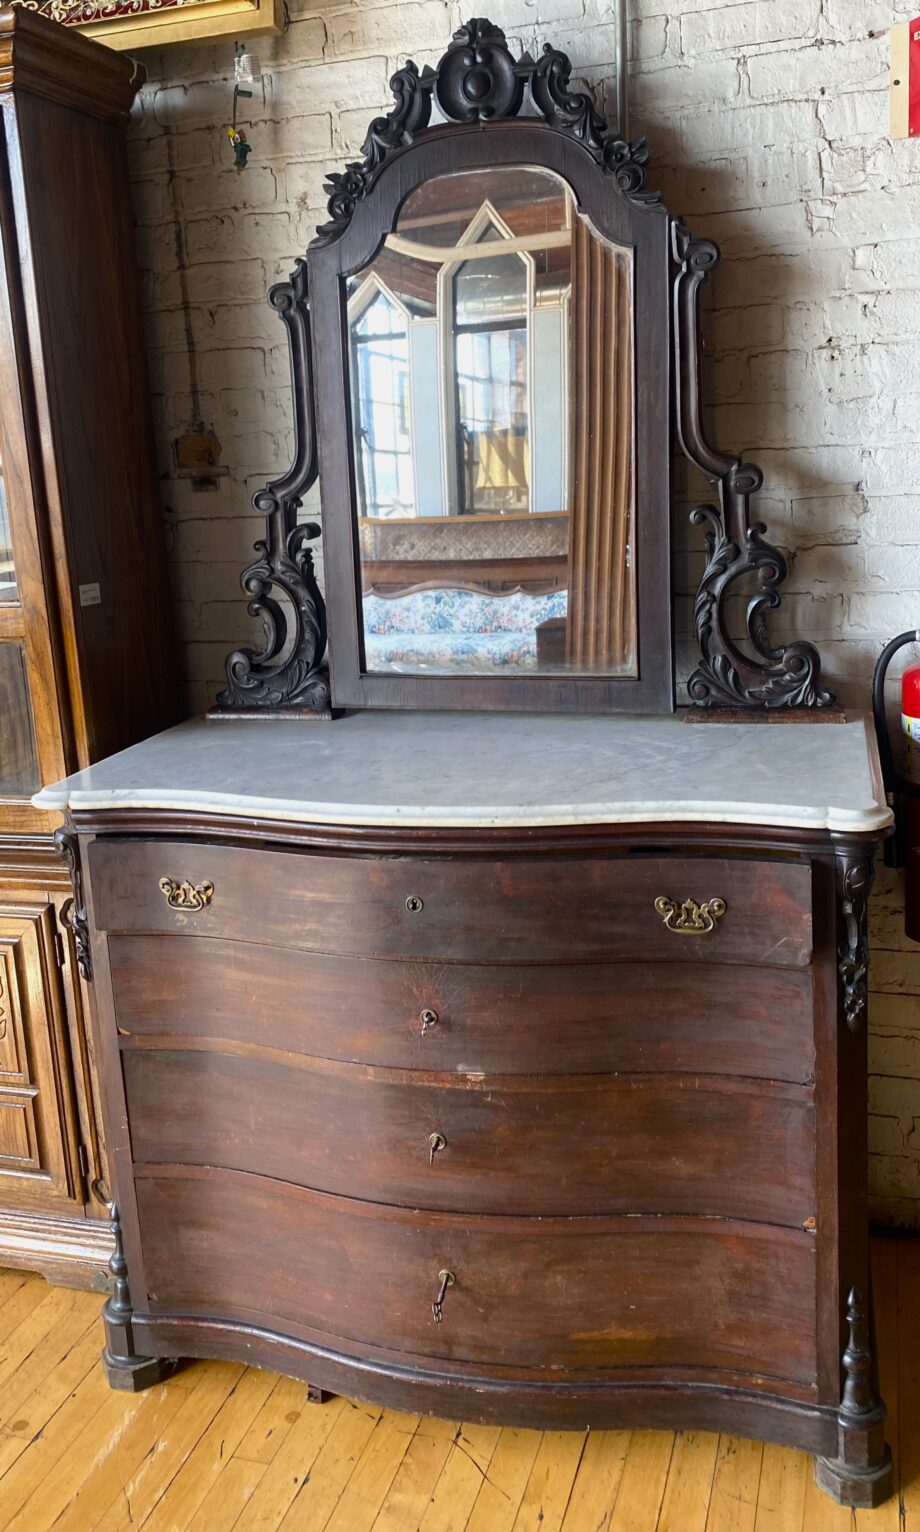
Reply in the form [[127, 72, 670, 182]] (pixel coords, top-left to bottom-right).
[[871, 629, 920, 869]]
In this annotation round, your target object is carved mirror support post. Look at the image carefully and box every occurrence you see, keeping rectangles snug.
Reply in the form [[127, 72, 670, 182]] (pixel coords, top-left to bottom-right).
[[216, 260, 332, 716], [673, 222, 835, 711]]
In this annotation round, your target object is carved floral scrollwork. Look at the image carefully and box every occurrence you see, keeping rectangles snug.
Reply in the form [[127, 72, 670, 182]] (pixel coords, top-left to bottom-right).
[[837, 856, 872, 1032], [313, 17, 658, 248], [673, 220, 835, 710], [217, 260, 331, 714]]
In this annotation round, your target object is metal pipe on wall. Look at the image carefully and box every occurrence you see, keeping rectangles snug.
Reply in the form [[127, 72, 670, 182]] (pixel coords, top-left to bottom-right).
[[615, 0, 629, 141]]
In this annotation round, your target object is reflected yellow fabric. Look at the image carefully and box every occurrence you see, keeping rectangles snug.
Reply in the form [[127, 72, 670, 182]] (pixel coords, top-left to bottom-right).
[[473, 429, 530, 491]]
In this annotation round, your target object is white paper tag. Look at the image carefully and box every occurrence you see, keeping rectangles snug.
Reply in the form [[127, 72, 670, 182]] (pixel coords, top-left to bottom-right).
[[79, 581, 101, 608]]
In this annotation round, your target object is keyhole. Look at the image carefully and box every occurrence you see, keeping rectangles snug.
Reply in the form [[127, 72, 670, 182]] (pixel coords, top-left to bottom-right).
[[428, 1131, 446, 1165]]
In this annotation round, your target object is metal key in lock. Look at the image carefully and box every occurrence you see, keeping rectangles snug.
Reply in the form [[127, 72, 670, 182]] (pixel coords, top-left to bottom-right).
[[428, 1131, 446, 1165], [432, 1268, 454, 1323]]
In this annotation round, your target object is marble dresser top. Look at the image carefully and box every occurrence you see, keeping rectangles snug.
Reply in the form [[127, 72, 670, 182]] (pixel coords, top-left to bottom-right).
[[33, 711, 891, 834]]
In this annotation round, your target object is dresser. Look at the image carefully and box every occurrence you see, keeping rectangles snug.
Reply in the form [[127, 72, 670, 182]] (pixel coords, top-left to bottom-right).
[[36, 711, 894, 1505]]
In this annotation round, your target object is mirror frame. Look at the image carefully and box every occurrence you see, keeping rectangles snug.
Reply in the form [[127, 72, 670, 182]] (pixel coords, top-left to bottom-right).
[[314, 121, 670, 714], [216, 17, 834, 717]]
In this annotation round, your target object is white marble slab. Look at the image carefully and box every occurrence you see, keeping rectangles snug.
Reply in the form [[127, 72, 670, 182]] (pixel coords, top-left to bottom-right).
[[33, 711, 891, 833]]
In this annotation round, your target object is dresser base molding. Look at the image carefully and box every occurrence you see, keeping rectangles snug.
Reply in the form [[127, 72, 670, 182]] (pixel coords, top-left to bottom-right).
[[0, 1209, 113, 1290], [119, 1311, 857, 1457]]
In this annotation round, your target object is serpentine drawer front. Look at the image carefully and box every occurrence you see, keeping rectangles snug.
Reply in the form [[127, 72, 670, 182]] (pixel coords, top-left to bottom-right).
[[88, 839, 813, 966], [108, 936, 816, 1080], [122, 1048, 816, 1224], [134, 1168, 819, 1390]]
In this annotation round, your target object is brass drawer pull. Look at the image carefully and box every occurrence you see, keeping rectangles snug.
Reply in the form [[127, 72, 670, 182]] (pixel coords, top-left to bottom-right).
[[159, 877, 214, 912], [655, 895, 726, 935], [428, 1131, 446, 1165], [432, 1268, 455, 1324], [419, 1008, 439, 1032]]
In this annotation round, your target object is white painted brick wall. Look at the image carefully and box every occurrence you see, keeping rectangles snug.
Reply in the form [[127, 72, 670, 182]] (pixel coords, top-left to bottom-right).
[[126, 0, 920, 1225]]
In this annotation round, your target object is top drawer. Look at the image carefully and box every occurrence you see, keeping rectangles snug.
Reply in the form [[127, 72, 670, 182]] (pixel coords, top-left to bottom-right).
[[87, 839, 813, 967]]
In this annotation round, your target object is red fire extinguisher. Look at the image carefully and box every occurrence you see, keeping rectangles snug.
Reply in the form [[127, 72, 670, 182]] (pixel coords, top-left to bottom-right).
[[872, 630, 920, 942]]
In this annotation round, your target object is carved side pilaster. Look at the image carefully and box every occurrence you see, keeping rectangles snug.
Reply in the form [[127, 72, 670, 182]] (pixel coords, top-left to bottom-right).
[[837, 854, 873, 1032], [54, 828, 91, 981]]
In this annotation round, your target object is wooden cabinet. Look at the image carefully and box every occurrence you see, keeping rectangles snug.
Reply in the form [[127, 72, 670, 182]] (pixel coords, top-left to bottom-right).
[[0, 9, 178, 1284]]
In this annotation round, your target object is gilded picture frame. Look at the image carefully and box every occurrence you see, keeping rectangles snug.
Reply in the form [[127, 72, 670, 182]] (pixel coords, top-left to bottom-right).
[[10, 0, 282, 50]]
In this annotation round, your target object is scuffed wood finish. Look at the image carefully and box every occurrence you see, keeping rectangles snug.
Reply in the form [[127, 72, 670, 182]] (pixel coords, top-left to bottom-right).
[[0, 8, 177, 1285], [89, 839, 814, 967], [135, 1166, 820, 1386], [122, 1048, 817, 1224], [0, 1237, 914, 1530], [108, 935, 817, 1080]]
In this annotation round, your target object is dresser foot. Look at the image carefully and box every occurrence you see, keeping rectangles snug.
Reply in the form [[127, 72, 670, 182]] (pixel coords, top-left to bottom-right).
[[307, 1384, 334, 1404], [813, 1448, 893, 1509], [103, 1344, 179, 1392], [814, 1287, 894, 1507]]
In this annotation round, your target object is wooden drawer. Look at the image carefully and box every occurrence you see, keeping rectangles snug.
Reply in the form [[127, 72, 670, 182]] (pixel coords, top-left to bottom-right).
[[109, 937, 815, 1083], [135, 1166, 818, 1387], [122, 1046, 815, 1225], [89, 840, 813, 966]]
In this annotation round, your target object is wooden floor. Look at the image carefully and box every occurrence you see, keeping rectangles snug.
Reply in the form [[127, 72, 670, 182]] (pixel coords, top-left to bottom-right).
[[0, 1237, 916, 1531]]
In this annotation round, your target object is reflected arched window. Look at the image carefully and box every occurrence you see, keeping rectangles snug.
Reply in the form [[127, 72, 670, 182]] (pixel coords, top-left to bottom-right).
[[452, 222, 529, 516], [352, 288, 416, 519]]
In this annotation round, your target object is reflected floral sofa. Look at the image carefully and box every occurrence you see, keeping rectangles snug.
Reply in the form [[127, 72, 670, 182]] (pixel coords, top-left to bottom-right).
[[362, 589, 567, 672]]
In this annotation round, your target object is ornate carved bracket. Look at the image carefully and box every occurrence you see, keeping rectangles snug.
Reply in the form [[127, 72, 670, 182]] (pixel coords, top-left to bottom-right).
[[216, 259, 331, 715], [313, 17, 658, 248], [54, 827, 91, 981], [673, 221, 835, 710], [837, 855, 872, 1032]]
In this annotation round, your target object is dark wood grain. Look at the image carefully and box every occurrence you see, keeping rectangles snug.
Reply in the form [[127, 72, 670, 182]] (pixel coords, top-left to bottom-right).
[[123, 1046, 816, 1224], [108, 934, 816, 1081], [135, 1164, 819, 1385], [89, 840, 814, 966]]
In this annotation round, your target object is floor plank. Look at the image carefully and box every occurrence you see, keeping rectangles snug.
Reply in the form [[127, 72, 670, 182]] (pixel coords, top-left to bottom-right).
[[705, 1436, 764, 1532], [0, 1239, 915, 1532], [560, 1429, 631, 1531], [510, 1429, 587, 1532], [372, 1417, 460, 1532]]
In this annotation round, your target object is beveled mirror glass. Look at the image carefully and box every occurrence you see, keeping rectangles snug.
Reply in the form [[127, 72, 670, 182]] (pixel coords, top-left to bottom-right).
[[346, 166, 636, 679]]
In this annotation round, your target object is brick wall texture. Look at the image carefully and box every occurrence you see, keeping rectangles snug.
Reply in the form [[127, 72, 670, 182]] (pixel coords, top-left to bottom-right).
[[126, 0, 920, 1225]]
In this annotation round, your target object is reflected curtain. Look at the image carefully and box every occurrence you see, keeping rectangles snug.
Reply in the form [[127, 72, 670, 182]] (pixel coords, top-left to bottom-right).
[[566, 219, 634, 671]]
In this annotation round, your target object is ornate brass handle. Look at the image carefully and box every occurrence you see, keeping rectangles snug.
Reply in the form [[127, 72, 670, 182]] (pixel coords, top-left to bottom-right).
[[655, 895, 726, 935], [432, 1269, 455, 1324], [159, 877, 214, 912]]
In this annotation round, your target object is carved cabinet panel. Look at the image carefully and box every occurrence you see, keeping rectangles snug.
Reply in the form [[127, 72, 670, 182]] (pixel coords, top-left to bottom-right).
[[0, 904, 82, 1210]]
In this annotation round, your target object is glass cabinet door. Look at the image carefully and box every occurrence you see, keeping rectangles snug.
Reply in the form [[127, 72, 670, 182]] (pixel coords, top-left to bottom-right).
[[0, 462, 15, 603], [0, 205, 67, 824]]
